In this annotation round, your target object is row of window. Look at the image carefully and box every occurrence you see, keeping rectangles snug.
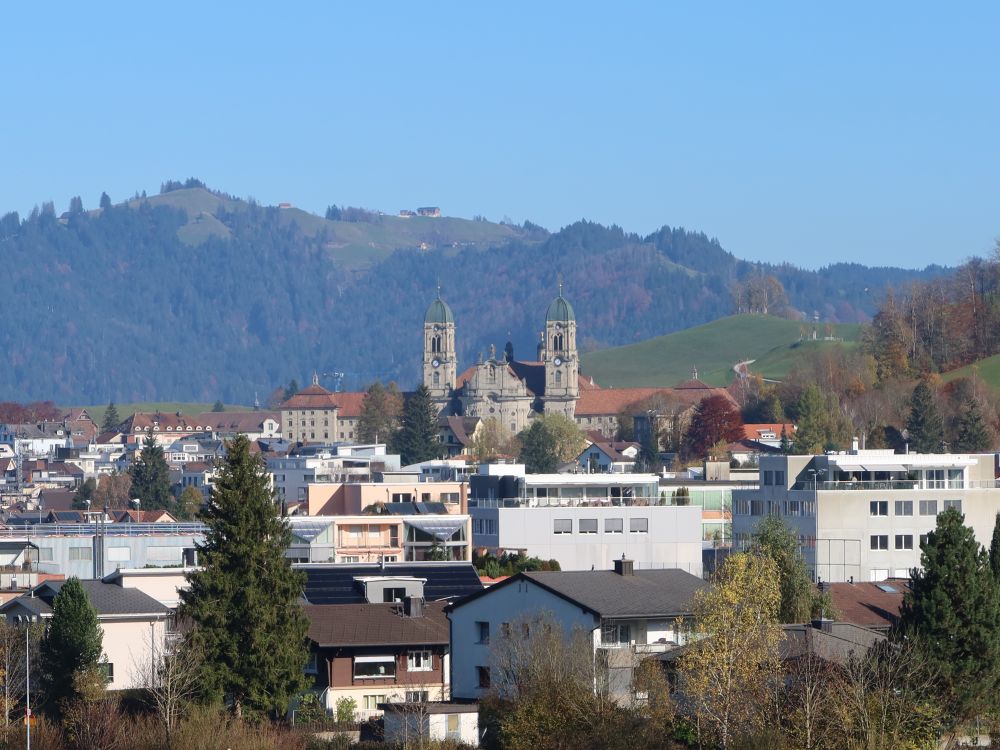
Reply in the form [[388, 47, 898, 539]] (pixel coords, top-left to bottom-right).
[[552, 517, 648, 534], [361, 692, 432, 709], [472, 519, 497, 535], [352, 650, 433, 679], [870, 500, 961, 517], [761, 470, 786, 487]]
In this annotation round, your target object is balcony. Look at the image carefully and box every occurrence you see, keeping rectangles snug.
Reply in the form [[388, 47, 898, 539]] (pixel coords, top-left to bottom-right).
[[792, 479, 1000, 492]]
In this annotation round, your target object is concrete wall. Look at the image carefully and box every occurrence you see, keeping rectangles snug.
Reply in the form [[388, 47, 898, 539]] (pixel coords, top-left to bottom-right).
[[383, 709, 479, 747], [471, 504, 703, 574]]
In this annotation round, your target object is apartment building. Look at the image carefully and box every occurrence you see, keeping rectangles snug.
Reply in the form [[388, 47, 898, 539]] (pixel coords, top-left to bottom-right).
[[732, 449, 1000, 583], [286, 515, 471, 564]]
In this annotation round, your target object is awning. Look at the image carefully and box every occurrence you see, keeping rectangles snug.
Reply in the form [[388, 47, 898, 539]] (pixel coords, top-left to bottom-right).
[[829, 462, 865, 472], [405, 517, 466, 540], [862, 464, 909, 473], [354, 655, 395, 663]]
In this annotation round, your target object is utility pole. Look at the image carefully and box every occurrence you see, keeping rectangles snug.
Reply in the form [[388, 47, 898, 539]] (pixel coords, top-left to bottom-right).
[[25, 625, 30, 750]]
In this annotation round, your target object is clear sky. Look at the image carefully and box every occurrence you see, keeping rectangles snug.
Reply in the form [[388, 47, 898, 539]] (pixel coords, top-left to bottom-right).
[[2, 2, 997, 268]]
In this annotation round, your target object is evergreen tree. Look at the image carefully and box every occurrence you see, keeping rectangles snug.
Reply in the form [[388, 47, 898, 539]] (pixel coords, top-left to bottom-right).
[[211, 400, 225, 413], [282, 379, 300, 402], [897, 508, 1000, 727], [518, 421, 559, 473], [129, 433, 174, 511], [98, 192, 112, 211], [100, 401, 121, 433], [955, 396, 992, 452], [779, 425, 791, 454], [991, 513, 1000, 581], [356, 381, 402, 444], [68, 196, 84, 215], [392, 385, 441, 465], [40, 577, 104, 709], [791, 384, 828, 454], [179, 435, 308, 718], [905, 380, 944, 453], [749, 516, 826, 622], [72, 477, 97, 511]]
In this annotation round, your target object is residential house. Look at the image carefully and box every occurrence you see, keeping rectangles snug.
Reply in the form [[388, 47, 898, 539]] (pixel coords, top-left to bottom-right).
[[63, 409, 99, 444], [446, 561, 706, 701], [381, 702, 479, 747], [732, 449, 1000, 582], [299, 562, 484, 606], [577, 435, 640, 473], [191, 411, 281, 440], [0, 579, 170, 690], [179, 461, 218, 500], [117, 412, 207, 446], [304, 598, 450, 718]]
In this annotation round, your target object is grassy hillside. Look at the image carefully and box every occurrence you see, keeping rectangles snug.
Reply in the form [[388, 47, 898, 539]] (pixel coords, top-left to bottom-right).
[[581, 314, 862, 388], [73, 402, 251, 428], [130, 188, 531, 270], [941, 354, 1000, 390]]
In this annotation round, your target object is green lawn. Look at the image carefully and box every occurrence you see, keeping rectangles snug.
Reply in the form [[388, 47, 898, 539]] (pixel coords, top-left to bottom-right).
[[940, 354, 1000, 390], [71, 402, 251, 428], [581, 314, 861, 388]]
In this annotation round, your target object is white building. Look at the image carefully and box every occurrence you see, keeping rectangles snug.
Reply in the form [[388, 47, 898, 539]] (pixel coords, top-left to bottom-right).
[[267, 444, 400, 504], [469, 469, 703, 574], [732, 450, 1000, 583], [446, 561, 706, 701]]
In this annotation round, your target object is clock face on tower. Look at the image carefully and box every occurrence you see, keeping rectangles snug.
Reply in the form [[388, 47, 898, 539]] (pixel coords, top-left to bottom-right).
[[432, 358, 441, 368], [553, 357, 563, 366]]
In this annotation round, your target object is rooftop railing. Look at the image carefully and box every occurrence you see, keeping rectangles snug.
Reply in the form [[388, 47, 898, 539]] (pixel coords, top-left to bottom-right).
[[0, 523, 209, 537], [791, 479, 1000, 492]]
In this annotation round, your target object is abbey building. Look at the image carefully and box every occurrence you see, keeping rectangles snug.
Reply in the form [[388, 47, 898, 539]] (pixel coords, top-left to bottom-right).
[[422, 289, 584, 433]]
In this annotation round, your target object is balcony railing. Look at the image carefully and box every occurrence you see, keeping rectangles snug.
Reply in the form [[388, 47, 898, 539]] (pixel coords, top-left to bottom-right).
[[792, 479, 1000, 492]]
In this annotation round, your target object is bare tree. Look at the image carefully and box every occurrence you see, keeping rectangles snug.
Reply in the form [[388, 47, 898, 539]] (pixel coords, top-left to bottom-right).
[[135, 632, 203, 749], [0, 622, 40, 728]]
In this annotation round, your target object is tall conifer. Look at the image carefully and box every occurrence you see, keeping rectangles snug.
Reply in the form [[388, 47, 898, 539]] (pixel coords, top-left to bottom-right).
[[40, 577, 104, 708], [129, 433, 173, 511], [905, 380, 944, 453], [179, 434, 308, 718], [898, 508, 1000, 727], [392, 385, 441, 465], [955, 397, 992, 453]]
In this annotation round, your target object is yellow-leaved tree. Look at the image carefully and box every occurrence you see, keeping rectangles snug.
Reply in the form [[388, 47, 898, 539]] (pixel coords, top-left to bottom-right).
[[677, 552, 782, 749]]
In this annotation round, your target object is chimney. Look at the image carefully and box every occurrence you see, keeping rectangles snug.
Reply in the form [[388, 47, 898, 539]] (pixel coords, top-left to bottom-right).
[[851, 436, 859, 452], [403, 595, 424, 618], [613, 558, 634, 576]]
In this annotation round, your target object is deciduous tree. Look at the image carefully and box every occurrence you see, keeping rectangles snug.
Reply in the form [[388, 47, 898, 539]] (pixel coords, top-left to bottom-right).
[[356, 381, 403, 444], [749, 515, 827, 623], [678, 553, 781, 749], [518, 421, 559, 473], [685, 394, 743, 458], [470, 417, 518, 462], [179, 434, 308, 718]]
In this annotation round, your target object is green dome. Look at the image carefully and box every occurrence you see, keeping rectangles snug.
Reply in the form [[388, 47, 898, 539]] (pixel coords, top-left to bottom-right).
[[546, 294, 575, 323], [425, 297, 455, 325]]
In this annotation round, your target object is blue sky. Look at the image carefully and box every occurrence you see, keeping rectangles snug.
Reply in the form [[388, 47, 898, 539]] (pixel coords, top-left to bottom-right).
[[2, 3, 997, 268]]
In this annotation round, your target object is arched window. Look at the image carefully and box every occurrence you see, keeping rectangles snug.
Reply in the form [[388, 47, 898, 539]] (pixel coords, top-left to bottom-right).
[[553, 333, 564, 351], [555, 370, 563, 384], [431, 335, 441, 353], [433, 372, 440, 385]]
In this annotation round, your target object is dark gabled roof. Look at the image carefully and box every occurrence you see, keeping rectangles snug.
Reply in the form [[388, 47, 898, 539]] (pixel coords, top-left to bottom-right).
[[304, 601, 449, 647], [449, 569, 707, 618], [780, 623, 886, 665], [299, 563, 484, 605], [7, 580, 171, 617]]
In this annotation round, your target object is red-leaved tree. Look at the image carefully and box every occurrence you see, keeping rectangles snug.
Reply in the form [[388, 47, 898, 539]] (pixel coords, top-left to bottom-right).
[[685, 394, 744, 458]]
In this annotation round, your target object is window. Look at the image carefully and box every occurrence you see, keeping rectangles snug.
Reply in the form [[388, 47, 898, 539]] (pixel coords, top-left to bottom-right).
[[363, 694, 386, 710], [408, 650, 432, 671], [605, 518, 623, 534], [476, 621, 490, 644], [763, 471, 773, 486], [305, 651, 319, 674], [99, 662, 114, 683], [500, 622, 511, 638], [920, 534, 929, 547], [869, 501, 888, 517], [353, 656, 396, 679], [869, 569, 889, 582], [943, 500, 962, 512], [555, 370, 562, 384], [579, 519, 598, 534], [477, 666, 491, 689], [775, 471, 785, 486], [447, 714, 460, 734], [553, 519, 572, 534], [383, 587, 406, 603], [895, 500, 913, 516], [870, 535, 888, 550], [340, 555, 360, 563], [406, 690, 430, 702], [69, 547, 93, 561], [895, 534, 914, 550], [919, 500, 938, 516], [629, 518, 648, 533], [38, 547, 53, 562]]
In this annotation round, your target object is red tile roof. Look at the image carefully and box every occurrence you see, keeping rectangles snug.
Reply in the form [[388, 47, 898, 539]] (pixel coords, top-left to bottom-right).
[[280, 384, 341, 410], [742, 423, 796, 440], [828, 580, 908, 630], [331, 391, 366, 419], [192, 411, 280, 433]]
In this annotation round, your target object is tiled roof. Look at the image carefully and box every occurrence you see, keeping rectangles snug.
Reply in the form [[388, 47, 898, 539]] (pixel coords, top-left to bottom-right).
[[300, 563, 484, 605], [304, 601, 449, 647], [331, 391, 366, 419], [576, 384, 736, 417], [38, 489, 76, 512], [280, 384, 340, 410], [742, 423, 796, 440], [452, 569, 706, 618], [192, 411, 280, 433], [827, 581, 908, 630], [2, 580, 170, 618]]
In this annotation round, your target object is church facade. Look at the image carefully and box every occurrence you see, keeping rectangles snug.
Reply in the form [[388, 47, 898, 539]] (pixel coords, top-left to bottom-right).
[[422, 289, 581, 433]]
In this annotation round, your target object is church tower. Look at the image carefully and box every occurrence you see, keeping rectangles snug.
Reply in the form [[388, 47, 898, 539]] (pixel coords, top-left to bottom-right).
[[423, 292, 457, 404], [542, 284, 579, 417]]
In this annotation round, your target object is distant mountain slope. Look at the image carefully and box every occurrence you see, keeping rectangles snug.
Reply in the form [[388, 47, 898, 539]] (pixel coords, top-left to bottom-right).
[[581, 315, 862, 387], [0, 184, 945, 403]]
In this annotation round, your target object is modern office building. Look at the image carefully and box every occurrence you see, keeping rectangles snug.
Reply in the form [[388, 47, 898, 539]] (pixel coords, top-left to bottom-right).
[[732, 449, 1000, 582]]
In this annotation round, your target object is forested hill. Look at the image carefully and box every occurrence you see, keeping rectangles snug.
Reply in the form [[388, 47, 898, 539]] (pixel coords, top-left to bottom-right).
[[0, 185, 947, 403]]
